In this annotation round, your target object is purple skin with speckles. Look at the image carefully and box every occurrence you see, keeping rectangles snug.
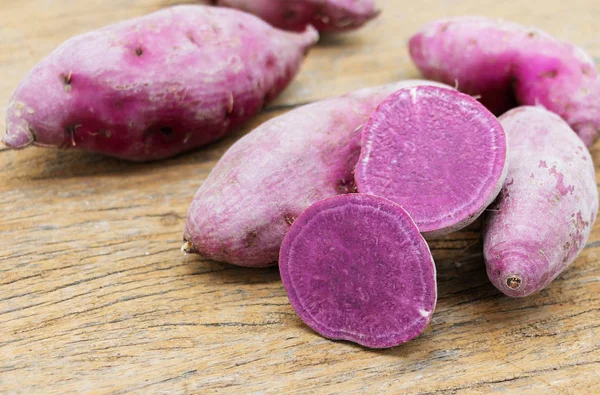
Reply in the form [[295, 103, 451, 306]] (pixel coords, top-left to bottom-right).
[[484, 107, 598, 298], [2, 6, 318, 161], [409, 17, 600, 147], [183, 80, 450, 267], [355, 86, 508, 237], [279, 194, 437, 349], [213, 0, 379, 32]]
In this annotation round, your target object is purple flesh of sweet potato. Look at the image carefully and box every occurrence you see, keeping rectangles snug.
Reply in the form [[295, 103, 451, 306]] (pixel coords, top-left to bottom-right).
[[484, 106, 598, 297], [409, 17, 600, 146], [213, 0, 379, 32], [3, 5, 318, 161], [355, 86, 508, 236], [183, 80, 450, 267], [279, 193, 437, 348]]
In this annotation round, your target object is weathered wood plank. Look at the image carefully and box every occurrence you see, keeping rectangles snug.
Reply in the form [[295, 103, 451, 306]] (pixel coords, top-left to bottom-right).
[[1, 0, 599, 393]]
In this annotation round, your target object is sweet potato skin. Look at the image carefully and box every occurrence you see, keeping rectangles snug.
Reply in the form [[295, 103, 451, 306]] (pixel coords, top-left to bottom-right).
[[2, 5, 318, 161], [484, 106, 598, 297], [183, 80, 449, 267], [409, 17, 600, 146], [213, 0, 379, 32]]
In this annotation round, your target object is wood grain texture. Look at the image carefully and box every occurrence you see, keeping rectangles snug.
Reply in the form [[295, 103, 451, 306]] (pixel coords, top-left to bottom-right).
[[1, 0, 599, 393]]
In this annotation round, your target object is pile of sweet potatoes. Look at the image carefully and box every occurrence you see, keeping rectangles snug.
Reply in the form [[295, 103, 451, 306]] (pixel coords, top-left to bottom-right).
[[3, 3, 599, 349]]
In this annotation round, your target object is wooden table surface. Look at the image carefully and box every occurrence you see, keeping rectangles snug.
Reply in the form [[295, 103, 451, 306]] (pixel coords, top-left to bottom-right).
[[1, 0, 599, 393]]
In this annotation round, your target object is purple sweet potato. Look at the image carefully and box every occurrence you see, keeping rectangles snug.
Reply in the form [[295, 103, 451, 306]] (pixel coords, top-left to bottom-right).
[[279, 193, 436, 348], [2, 6, 318, 161], [354, 86, 508, 236], [484, 106, 598, 297], [409, 17, 600, 146], [183, 80, 450, 267], [213, 0, 379, 32]]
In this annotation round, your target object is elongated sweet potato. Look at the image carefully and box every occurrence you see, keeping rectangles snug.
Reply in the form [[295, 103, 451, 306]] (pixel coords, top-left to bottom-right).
[[213, 0, 379, 32], [409, 17, 600, 146], [3, 6, 318, 161], [279, 194, 437, 348], [355, 86, 508, 236], [183, 80, 449, 267], [484, 106, 598, 297]]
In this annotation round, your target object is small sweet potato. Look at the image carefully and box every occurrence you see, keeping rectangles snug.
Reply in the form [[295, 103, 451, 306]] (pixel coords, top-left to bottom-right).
[[213, 0, 379, 32], [279, 193, 437, 348], [484, 106, 598, 297], [409, 17, 600, 146], [3, 6, 318, 161], [355, 86, 508, 236], [183, 80, 449, 267]]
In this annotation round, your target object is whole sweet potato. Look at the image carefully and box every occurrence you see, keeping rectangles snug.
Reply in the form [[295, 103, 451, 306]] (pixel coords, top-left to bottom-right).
[[3, 6, 318, 161], [183, 80, 449, 267], [484, 106, 598, 297], [213, 0, 379, 32], [409, 17, 600, 146]]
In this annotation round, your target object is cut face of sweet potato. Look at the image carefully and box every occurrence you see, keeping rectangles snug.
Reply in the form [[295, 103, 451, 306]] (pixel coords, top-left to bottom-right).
[[355, 86, 508, 237], [279, 194, 437, 349]]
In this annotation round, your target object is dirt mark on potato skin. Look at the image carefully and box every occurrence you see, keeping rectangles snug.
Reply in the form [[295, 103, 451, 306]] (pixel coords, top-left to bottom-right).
[[245, 230, 259, 247], [549, 166, 575, 196]]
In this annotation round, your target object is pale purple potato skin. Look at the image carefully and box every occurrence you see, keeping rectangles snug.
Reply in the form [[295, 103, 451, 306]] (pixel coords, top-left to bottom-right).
[[484, 106, 598, 298], [183, 80, 449, 267], [2, 6, 318, 161], [409, 17, 600, 147], [355, 86, 508, 237], [279, 194, 437, 348], [213, 0, 379, 32]]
